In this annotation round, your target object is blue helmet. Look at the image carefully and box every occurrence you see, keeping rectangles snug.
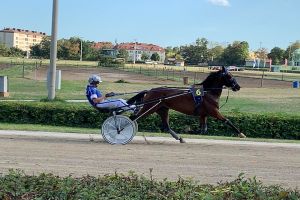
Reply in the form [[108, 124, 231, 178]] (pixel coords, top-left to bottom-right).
[[88, 75, 102, 84]]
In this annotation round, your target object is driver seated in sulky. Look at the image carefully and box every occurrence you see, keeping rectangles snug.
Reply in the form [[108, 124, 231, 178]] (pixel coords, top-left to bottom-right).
[[85, 74, 135, 111]]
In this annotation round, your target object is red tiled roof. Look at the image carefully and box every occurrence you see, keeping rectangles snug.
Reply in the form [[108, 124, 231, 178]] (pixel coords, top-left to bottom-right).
[[115, 42, 165, 52]]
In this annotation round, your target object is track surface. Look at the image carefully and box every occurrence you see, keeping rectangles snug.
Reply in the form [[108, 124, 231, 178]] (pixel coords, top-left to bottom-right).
[[0, 131, 299, 188]]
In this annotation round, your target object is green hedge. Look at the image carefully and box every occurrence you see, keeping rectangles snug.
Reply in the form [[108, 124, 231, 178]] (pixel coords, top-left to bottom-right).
[[0, 102, 299, 139], [1, 170, 299, 199]]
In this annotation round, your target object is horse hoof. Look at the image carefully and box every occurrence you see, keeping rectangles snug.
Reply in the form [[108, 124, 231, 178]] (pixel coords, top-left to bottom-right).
[[179, 138, 186, 143], [238, 133, 246, 138]]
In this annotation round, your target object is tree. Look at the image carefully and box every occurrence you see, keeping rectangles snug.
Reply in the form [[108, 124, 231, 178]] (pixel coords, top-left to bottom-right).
[[180, 37, 209, 65], [208, 45, 224, 64], [0, 44, 9, 56], [255, 48, 268, 60], [82, 41, 99, 61], [40, 36, 51, 59], [29, 36, 51, 59], [150, 52, 160, 61], [8, 47, 25, 57], [268, 47, 285, 65], [222, 41, 249, 65], [117, 49, 129, 61], [30, 44, 42, 58], [285, 40, 300, 60], [165, 46, 180, 58], [57, 39, 80, 60], [141, 52, 149, 61]]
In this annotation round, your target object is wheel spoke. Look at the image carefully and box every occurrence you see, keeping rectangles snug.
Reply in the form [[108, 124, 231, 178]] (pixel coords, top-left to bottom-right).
[[101, 116, 136, 144]]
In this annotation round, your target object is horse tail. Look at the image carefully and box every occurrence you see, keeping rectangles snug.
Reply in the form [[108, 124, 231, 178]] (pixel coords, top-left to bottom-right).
[[126, 90, 148, 105]]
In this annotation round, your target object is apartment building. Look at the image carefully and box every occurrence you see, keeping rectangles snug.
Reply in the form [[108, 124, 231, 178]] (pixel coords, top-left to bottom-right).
[[0, 28, 46, 52], [114, 42, 165, 63]]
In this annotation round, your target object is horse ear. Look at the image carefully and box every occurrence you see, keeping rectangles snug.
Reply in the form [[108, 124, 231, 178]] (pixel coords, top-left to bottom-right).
[[222, 66, 226, 72]]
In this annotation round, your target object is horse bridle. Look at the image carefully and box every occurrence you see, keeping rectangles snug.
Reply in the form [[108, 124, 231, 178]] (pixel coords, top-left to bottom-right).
[[222, 71, 239, 90]]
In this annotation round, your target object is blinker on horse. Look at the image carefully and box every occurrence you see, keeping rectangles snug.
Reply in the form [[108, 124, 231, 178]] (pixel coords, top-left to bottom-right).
[[130, 66, 246, 143]]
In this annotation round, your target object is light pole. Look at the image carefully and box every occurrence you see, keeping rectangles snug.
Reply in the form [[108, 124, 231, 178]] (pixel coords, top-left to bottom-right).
[[133, 39, 137, 64], [289, 42, 292, 62], [48, 0, 58, 100]]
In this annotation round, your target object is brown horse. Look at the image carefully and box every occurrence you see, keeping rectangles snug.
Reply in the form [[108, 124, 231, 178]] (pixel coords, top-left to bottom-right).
[[129, 66, 246, 143]]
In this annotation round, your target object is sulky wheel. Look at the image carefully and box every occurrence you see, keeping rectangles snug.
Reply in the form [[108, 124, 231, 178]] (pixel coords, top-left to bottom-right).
[[101, 115, 137, 144]]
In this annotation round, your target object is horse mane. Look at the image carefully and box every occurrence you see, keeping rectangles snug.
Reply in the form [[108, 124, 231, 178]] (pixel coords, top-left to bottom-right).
[[199, 70, 221, 86]]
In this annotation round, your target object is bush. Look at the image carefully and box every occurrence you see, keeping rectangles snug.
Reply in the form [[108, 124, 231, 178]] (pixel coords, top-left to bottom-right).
[[0, 170, 299, 199], [0, 102, 299, 139]]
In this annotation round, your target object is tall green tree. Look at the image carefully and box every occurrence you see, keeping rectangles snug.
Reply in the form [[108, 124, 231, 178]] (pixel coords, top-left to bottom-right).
[[208, 45, 224, 64], [40, 36, 51, 59], [268, 47, 285, 65], [82, 41, 99, 61], [222, 41, 249, 65], [30, 36, 51, 58], [180, 37, 209, 64]]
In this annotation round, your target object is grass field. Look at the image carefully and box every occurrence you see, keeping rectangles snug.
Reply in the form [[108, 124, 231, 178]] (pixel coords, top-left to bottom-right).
[[2, 77, 299, 115]]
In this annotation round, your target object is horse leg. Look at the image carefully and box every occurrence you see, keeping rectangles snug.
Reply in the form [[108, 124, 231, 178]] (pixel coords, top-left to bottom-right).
[[209, 110, 246, 138], [156, 107, 185, 143], [199, 115, 207, 134]]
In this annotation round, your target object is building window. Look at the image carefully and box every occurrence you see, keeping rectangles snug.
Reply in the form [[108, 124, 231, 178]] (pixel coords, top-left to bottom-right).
[[25, 38, 28, 41]]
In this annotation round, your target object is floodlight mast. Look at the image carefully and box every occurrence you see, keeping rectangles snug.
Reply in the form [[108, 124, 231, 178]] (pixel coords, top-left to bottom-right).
[[48, 0, 58, 100]]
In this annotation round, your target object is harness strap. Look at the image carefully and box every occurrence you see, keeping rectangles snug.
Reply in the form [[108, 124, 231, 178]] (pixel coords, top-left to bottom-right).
[[219, 89, 230, 109]]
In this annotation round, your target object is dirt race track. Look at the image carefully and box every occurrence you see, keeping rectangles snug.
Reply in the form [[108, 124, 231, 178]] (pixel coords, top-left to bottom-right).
[[0, 131, 299, 189], [32, 66, 293, 88]]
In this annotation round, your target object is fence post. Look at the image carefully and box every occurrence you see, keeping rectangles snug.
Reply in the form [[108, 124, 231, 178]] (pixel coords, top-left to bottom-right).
[[166, 69, 169, 80], [35, 61, 38, 80], [173, 69, 175, 80], [22, 60, 25, 78], [260, 70, 264, 87]]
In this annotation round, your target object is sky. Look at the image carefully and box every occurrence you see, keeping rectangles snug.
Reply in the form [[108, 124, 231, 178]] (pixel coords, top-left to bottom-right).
[[1, 0, 300, 51]]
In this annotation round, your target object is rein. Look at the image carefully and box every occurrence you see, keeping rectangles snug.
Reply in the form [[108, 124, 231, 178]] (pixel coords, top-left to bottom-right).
[[112, 86, 231, 109], [219, 88, 230, 109], [112, 86, 225, 97], [135, 91, 192, 107]]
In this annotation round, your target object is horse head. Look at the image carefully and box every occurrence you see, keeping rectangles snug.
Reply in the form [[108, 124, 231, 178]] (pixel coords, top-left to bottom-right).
[[220, 66, 240, 91]]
